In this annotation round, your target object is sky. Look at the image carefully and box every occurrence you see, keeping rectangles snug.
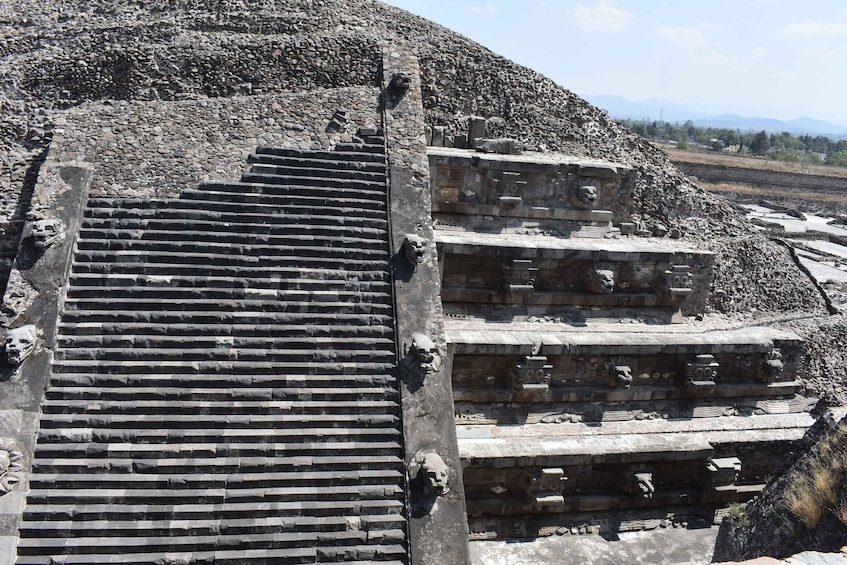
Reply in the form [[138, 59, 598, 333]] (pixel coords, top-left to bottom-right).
[[381, 0, 847, 126]]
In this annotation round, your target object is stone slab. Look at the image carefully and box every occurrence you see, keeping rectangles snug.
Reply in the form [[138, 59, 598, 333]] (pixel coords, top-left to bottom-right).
[[446, 326, 803, 355], [435, 230, 711, 257]]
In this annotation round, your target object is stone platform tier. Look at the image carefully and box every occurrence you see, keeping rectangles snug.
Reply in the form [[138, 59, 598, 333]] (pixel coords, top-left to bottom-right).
[[446, 323, 808, 539], [448, 326, 805, 423], [428, 148, 633, 238], [459, 413, 813, 540], [17, 136, 409, 564], [437, 232, 714, 321]]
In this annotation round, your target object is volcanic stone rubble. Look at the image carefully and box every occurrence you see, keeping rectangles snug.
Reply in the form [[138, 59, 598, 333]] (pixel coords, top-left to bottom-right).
[[16, 133, 409, 563]]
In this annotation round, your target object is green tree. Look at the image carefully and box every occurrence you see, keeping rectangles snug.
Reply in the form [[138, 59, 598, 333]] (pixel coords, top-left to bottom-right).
[[827, 150, 847, 167], [750, 131, 769, 156]]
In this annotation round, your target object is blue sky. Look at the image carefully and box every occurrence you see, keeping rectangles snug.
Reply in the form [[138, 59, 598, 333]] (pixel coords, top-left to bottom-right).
[[382, 0, 847, 126]]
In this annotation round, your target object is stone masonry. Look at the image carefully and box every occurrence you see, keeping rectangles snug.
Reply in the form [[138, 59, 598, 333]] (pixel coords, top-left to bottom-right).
[[425, 122, 811, 542], [0, 1, 844, 564]]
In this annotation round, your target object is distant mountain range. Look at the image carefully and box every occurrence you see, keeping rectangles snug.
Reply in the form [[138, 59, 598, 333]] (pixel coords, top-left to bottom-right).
[[583, 94, 847, 137]]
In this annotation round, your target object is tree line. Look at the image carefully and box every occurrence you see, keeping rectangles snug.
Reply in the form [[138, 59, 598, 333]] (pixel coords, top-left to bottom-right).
[[620, 119, 847, 167]]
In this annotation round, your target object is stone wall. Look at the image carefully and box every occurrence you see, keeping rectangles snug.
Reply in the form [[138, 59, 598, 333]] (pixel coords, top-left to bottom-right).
[[49, 88, 381, 199]]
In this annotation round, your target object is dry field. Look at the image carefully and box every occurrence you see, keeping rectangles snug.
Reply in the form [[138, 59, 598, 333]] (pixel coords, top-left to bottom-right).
[[656, 142, 847, 179], [700, 181, 847, 204]]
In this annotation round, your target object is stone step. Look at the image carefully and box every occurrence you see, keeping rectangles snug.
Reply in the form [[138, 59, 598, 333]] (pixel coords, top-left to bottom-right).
[[48, 372, 398, 389], [29, 468, 403, 489], [58, 321, 393, 338], [54, 348, 395, 364], [181, 186, 387, 210], [44, 385, 398, 401], [70, 261, 389, 280], [63, 297, 392, 315], [56, 334, 395, 351], [31, 455, 406, 475], [67, 273, 391, 291], [75, 239, 387, 260], [16, 530, 406, 555], [247, 152, 387, 173], [254, 146, 387, 164], [40, 397, 399, 415], [332, 142, 385, 154], [16, 546, 406, 564], [64, 286, 391, 304], [84, 199, 388, 223], [19, 512, 405, 537], [38, 412, 400, 430], [72, 249, 388, 269], [50, 359, 396, 374], [234, 172, 386, 191], [37, 427, 402, 445], [27, 483, 406, 504], [33, 440, 404, 460], [82, 213, 388, 233], [78, 227, 388, 247], [248, 162, 386, 182], [59, 309, 394, 326]]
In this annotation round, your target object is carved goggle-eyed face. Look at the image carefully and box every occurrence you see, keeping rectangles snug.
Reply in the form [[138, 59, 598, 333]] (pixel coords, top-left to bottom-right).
[[5, 325, 36, 364]]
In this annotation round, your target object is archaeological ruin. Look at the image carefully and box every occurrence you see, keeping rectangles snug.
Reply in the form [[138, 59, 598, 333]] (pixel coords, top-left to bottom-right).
[[1, 1, 846, 563]]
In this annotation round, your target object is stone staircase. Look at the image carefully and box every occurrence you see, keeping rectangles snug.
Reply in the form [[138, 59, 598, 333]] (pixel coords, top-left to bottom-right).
[[17, 134, 410, 563]]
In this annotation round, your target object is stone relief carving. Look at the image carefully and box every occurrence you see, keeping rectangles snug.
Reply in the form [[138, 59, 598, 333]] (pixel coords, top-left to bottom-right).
[[662, 264, 693, 297], [511, 355, 552, 392], [31, 218, 64, 249], [493, 171, 527, 205], [584, 267, 615, 294], [475, 138, 524, 155], [539, 411, 581, 424], [455, 403, 488, 423], [570, 184, 597, 210], [504, 259, 538, 293], [5, 324, 38, 365], [407, 332, 441, 375], [685, 354, 719, 389], [524, 467, 567, 506], [402, 234, 427, 265], [0, 438, 23, 494], [1, 270, 37, 326], [759, 349, 784, 383], [410, 450, 450, 497]]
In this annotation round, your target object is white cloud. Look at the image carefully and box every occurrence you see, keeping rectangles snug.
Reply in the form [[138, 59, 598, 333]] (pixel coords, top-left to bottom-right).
[[780, 20, 847, 38], [464, 3, 497, 16], [657, 25, 710, 50], [696, 46, 765, 72], [571, 2, 631, 32]]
